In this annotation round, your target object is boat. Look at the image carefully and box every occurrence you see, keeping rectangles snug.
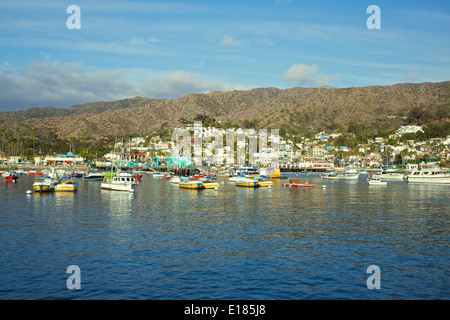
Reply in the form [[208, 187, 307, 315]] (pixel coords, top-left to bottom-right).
[[229, 175, 246, 183], [323, 170, 340, 180], [254, 176, 273, 187], [5, 171, 19, 182], [101, 172, 137, 192], [55, 179, 80, 192], [84, 170, 103, 180], [406, 166, 450, 184], [368, 175, 387, 186], [170, 176, 181, 184], [69, 171, 84, 178], [235, 178, 259, 188], [268, 168, 288, 179], [202, 180, 220, 189], [379, 167, 405, 180], [152, 172, 165, 178], [33, 176, 60, 192], [339, 167, 360, 180], [282, 178, 315, 188], [133, 173, 143, 179], [179, 179, 204, 189]]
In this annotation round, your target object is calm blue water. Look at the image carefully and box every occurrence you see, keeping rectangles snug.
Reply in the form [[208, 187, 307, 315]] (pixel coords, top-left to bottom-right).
[[0, 173, 449, 300]]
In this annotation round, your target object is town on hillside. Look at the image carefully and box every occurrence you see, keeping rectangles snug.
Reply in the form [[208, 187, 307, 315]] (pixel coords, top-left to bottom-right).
[[1, 123, 449, 173]]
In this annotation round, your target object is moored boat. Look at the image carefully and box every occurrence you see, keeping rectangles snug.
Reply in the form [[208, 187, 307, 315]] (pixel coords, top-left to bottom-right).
[[406, 166, 450, 184], [379, 167, 405, 180], [368, 175, 387, 186], [282, 178, 315, 188], [84, 170, 103, 180], [55, 179, 79, 192], [101, 172, 137, 192], [235, 178, 259, 188], [179, 179, 204, 189], [339, 167, 360, 180]]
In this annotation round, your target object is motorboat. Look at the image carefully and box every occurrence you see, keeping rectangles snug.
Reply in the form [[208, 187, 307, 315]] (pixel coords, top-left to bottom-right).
[[101, 172, 137, 192], [323, 170, 340, 180], [33, 176, 60, 192], [368, 175, 387, 186], [379, 167, 405, 180], [282, 178, 315, 188], [170, 176, 181, 184], [152, 172, 165, 178], [235, 178, 259, 188], [84, 170, 103, 180], [339, 168, 360, 180], [254, 176, 273, 187], [179, 179, 204, 189], [55, 179, 80, 192], [406, 166, 450, 184]]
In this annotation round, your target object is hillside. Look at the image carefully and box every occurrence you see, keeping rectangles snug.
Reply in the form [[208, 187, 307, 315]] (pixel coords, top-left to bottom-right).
[[0, 81, 449, 140]]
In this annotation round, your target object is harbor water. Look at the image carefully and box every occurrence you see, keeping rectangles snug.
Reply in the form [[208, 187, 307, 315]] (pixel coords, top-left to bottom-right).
[[0, 173, 449, 300]]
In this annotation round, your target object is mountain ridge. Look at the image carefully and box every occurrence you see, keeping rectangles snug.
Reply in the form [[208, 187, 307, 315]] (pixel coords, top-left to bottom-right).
[[1, 81, 449, 140]]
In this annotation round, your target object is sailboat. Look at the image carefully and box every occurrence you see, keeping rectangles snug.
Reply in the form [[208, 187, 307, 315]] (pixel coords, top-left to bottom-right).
[[101, 139, 137, 192]]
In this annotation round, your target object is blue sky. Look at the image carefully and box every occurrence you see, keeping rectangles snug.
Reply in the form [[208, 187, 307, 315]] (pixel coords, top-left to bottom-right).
[[0, 0, 449, 111]]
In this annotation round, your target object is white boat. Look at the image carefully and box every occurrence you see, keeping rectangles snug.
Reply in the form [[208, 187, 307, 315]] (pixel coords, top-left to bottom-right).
[[84, 170, 103, 180], [368, 175, 387, 186], [229, 175, 246, 183], [170, 176, 181, 184], [339, 168, 360, 180], [152, 172, 165, 178], [101, 172, 137, 192], [406, 167, 450, 184], [379, 168, 405, 180]]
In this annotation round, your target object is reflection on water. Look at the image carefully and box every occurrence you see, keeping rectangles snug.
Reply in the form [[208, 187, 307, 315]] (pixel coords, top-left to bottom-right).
[[0, 174, 449, 299]]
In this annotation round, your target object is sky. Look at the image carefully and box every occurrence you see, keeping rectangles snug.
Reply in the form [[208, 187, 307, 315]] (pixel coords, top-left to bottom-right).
[[0, 0, 449, 111]]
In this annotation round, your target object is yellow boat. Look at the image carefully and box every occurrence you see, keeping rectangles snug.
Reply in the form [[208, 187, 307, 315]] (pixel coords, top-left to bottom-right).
[[269, 168, 288, 179], [235, 178, 259, 188], [255, 177, 273, 187], [179, 180, 204, 189], [202, 181, 220, 189], [55, 180, 79, 192]]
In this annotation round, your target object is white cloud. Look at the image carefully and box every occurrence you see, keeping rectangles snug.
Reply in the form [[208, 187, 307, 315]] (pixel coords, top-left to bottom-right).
[[282, 64, 341, 87], [220, 35, 246, 48], [136, 71, 253, 99], [0, 61, 252, 110]]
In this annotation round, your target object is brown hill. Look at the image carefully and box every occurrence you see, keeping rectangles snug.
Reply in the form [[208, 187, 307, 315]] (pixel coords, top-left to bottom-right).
[[0, 81, 449, 140]]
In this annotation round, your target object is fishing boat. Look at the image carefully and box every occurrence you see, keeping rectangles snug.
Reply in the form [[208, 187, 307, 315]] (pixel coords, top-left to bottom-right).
[[101, 172, 137, 192], [69, 171, 84, 178], [368, 175, 387, 186], [406, 166, 450, 184], [55, 179, 79, 192], [235, 178, 259, 188]]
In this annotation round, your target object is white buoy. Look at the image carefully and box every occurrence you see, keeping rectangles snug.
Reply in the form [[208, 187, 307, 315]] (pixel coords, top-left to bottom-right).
[[214, 187, 219, 190], [268, 186, 272, 189], [323, 185, 326, 188], [26, 190, 32, 194]]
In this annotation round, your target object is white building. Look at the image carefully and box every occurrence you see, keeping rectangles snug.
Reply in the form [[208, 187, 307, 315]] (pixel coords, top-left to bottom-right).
[[396, 125, 424, 135]]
